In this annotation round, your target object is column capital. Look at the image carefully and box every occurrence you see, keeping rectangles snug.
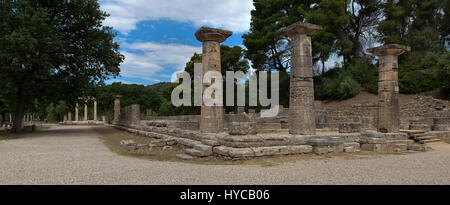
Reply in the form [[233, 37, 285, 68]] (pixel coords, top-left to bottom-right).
[[195, 27, 232, 43], [278, 21, 322, 37], [367, 44, 411, 56]]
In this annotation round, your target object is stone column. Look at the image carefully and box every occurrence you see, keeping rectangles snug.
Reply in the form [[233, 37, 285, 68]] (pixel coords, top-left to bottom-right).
[[113, 95, 122, 123], [367, 44, 410, 133], [195, 27, 232, 133], [279, 22, 322, 135], [237, 107, 245, 114], [68, 112, 72, 121], [63, 115, 67, 122], [93, 100, 97, 121], [9, 114, 12, 123], [83, 103, 88, 121], [75, 103, 79, 121]]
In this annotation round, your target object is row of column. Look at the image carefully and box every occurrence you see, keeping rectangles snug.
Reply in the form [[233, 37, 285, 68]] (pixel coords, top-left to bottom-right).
[[194, 22, 410, 134], [65, 100, 99, 121]]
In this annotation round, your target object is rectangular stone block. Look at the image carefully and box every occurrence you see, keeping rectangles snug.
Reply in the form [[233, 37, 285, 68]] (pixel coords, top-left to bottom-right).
[[339, 123, 362, 133], [313, 147, 329, 155], [360, 143, 386, 152], [252, 146, 290, 157], [288, 145, 313, 154]]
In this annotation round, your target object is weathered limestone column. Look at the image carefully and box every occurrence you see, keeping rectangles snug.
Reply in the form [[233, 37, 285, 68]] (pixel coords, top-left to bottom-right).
[[113, 95, 122, 123], [75, 103, 79, 121], [279, 22, 322, 135], [84, 104, 88, 121], [367, 44, 410, 133], [195, 27, 232, 133], [93, 100, 97, 121], [68, 112, 72, 121]]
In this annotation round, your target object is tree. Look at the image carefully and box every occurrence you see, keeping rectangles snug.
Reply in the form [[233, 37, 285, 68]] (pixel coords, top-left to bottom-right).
[[184, 45, 249, 76], [0, 0, 124, 132], [243, 0, 317, 72], [307, 0, 350, 73], [343, 0, 383, 61], [243, 0, 383, 71]]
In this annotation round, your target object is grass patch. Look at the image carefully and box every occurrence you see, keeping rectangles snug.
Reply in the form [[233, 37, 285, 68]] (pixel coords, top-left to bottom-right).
[[38, 126, 50, 131], [92, 126, 351, 166]]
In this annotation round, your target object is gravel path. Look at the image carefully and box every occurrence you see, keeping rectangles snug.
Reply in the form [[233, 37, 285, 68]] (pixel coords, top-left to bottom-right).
[[0, 126, 449, 185]]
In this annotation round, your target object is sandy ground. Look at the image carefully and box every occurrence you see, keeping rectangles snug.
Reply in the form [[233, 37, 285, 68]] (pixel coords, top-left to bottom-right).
[[0, 125, 449, 185]]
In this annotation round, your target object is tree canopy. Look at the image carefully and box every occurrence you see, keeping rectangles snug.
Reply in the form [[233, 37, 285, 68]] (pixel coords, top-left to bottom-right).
[[0, 0, 124, 132]]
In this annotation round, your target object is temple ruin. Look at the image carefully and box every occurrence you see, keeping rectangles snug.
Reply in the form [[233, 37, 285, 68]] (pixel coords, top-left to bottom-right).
[[110, 23, 450, 159]]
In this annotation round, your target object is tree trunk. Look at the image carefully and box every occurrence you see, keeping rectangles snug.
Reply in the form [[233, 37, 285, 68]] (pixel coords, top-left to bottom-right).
[[0, 112, 5, 127], [322, 58, 326, 75], [12, 87, 26, 133]]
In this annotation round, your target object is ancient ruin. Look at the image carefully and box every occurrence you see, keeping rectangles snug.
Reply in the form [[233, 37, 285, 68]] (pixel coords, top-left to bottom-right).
[[60, 97, 105, 125], [367, 44, 411, 133], [195, 27, 232, 133], [278, 22, 322, 135], [110, 23, 450, 160]]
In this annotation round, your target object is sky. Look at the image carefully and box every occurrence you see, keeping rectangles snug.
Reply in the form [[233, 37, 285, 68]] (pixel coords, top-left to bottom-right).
[[99, 0, 255, 85]]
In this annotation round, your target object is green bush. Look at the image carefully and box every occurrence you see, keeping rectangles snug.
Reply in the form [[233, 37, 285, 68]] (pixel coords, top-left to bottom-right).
[[399, 70, 440, 94], [315, 59, 374, 100]]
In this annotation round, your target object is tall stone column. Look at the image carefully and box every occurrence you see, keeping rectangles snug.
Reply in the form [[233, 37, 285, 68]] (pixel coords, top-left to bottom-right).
[[114, 95, 122, 123], [84, 104, 88, 121], [195, 27, 232, 133], [368, 44, 410, 133], [93, 100, 97, 121], [9, 114, 12, 123], [75, 103, 79, 121], [279, 22, 322, 135], [68, 112, 72, 122]]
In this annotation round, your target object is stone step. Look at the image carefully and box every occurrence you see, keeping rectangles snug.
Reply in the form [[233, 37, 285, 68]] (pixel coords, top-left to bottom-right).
[[415, 136, 438, 140], [185, 148, 212, 157], [400, 130, 427, 135], [419, 139, 441, 144]]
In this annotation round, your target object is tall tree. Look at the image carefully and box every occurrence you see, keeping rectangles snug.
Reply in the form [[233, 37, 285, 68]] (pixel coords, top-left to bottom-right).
[[307, 0, 350, 73], [243, 0, 317, 72], [0, 0, 124, 132], [243, 0, 383, 71], [344, 0, 383, 61]]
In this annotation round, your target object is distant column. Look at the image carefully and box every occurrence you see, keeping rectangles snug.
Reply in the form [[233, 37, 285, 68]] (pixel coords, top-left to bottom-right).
[[84, 104, 88, 121], [63, 115, 67, 122], [195, 26, 232, 133], [367, 44, 410, 133], [93, 100, 97, 121], [9, 114, 12, 123], [68, 112, 72, 121], [75, 103, 79, 121], [113, 95, 122, 123], [279, 22, 322, 135]]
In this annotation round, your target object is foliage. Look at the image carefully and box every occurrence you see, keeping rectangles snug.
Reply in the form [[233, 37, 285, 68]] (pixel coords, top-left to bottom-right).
[[95, 83, 164, 120], [315, 59, 377, 100], [0, 0, 124, 132]]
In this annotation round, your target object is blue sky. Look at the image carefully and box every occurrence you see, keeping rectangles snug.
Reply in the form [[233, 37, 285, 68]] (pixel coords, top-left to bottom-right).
[[99, 0, 254, 85]]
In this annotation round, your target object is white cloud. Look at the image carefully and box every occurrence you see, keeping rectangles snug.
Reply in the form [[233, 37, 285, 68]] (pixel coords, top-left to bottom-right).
[[118, 42, 201, 82], [100, 0, 254, 34]]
